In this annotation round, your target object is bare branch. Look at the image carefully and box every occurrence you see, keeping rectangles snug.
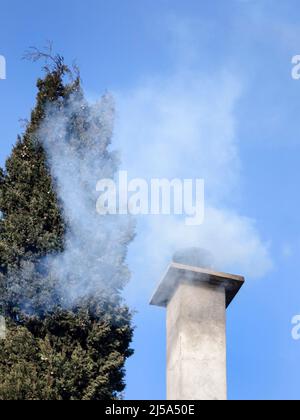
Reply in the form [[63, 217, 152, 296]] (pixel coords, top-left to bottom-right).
[[23, 42, 69, 75]]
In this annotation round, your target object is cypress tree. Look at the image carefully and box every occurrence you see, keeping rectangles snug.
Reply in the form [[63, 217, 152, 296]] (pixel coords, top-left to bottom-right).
[[0, 53, 134, 400]]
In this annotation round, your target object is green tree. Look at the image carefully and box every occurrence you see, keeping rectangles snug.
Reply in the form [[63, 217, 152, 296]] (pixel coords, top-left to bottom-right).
[[0, 53, 134, 400]]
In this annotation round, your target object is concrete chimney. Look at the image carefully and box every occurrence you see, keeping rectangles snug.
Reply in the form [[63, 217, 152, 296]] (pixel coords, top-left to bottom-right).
[[150, 254, 244, 401]]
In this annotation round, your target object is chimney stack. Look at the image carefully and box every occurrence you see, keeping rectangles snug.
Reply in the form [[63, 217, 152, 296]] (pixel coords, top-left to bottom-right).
[[150, 249, 244, 401]]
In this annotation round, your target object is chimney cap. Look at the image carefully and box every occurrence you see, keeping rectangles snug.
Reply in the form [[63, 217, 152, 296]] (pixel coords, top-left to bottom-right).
[[150, 262, 245, 309]]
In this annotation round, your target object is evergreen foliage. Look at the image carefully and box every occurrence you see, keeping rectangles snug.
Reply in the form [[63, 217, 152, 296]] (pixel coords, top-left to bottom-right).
[[0, 54, 134, 400]]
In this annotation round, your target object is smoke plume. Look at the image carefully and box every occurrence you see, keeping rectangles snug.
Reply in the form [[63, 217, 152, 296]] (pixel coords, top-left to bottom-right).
[[114, 69, 272, 280], [39, 93, 135, 307], [2, 92, 135, 314]]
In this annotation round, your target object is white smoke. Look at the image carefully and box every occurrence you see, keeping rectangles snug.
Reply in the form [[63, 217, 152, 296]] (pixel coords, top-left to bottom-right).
[[14, 62, 272, 314], [36, 92, 135, 307], [114, 69, 272, 279]]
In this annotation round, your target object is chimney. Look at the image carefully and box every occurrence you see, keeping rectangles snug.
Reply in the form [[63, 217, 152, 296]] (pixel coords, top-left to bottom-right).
[[150, 248, 244, 401]]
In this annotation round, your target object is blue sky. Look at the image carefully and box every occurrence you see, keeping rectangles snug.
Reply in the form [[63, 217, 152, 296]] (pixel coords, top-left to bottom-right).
[[1, 0, 300, 400]]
